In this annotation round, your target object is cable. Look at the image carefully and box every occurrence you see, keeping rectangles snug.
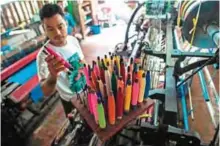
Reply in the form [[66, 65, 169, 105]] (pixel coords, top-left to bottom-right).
[[177, 49, 218, 88]]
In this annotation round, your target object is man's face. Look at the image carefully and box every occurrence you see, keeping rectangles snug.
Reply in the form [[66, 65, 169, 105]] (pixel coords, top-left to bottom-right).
[[42, 14, 67, 46]]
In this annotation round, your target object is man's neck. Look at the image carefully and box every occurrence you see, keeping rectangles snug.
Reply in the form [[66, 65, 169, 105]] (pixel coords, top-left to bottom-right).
[[50, 40, 67, 47]]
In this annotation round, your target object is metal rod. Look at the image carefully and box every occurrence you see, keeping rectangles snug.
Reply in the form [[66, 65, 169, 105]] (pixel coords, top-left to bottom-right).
[[210, 124, 219, 146], [174, 27, 183, 51], [151, 61, 156, 88], [198, 70, 217, 128], [180, 81, 189, 131], [177, 52, 217, 88], [188, 85, 194, 120], [189, 0, 202, 47], [153, 100, 159, 126], [204, 67, 219, 105]]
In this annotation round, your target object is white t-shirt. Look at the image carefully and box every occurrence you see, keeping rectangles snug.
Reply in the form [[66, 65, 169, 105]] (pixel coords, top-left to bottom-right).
[[36, 35, 84, 101]]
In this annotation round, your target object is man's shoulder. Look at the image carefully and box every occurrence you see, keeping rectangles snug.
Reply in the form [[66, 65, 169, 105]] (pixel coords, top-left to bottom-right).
[[36, 45, 47, 62], [67, 35, 79, 44], [37, 47, 44, 57], [37, 40, 50, 57]]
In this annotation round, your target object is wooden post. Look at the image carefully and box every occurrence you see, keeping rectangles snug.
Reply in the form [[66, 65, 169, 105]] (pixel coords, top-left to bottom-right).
[[12, 2, 22, 24], [2, 5, 11, 29], [8, 3, 18, 27], [29, 1, 36, 15], [78, 3, 86, 39], [19, 1, 29, 24]]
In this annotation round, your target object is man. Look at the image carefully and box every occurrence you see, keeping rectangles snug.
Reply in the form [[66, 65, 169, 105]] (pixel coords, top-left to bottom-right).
[[37, 4, 85, 123]]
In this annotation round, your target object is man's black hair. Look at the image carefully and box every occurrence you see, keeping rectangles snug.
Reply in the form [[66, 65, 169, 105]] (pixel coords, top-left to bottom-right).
[[39, 4, 64, 21], [56, 0, 63, 4]]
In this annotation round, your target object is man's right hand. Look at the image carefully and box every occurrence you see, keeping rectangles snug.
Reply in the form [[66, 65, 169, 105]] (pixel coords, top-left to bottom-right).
[[45, 55, 67, 78]]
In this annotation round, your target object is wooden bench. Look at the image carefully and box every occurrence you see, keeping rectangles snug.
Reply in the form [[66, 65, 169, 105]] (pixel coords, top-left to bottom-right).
[[1, 45, 60, 138], [10, 75, 39, 103], [1, 50, 39, 102]]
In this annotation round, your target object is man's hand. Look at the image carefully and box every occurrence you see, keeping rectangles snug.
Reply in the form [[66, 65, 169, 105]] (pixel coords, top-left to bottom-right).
[[41, 55, 67, 97], [45, 55, 67, 78]]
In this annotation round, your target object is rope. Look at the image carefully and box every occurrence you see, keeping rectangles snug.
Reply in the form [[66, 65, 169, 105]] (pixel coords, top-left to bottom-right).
[[177, 1, 182, 27], [189, 0, 202, 47]]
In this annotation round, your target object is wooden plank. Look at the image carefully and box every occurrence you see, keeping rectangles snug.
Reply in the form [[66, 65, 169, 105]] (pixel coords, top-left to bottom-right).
[[37, 1, 44, 9], [12, 2, 22, 23], [1, 82, 13, 91], [24, 1, 32, 20], [23, 2, 30, 20], [2, 83, 20, 97], [78, 0, 95, 39], [19, 1, 29, 24], [10, 75, 39, 103], [1, 50, 39, 82], [33, 1, 40, 14], [2, 5, 11, 29], [1, 12, 7, 29], [29, 1, 35, 15], [78, 5, 86, 39], [10, 2, 19, 27], [71, 98, 154, 142], [8, 3, 17, 27]]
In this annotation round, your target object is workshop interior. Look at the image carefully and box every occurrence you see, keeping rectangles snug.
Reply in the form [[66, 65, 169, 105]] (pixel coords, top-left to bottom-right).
[[1, 0, 219, 146]]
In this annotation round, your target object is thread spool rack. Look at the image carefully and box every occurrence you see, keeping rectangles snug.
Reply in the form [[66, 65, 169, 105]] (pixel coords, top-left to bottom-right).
[[71, 97, 154, 142]]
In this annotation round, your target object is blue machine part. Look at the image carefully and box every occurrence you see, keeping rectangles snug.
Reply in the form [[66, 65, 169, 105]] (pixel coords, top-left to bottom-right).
[[198, 69, 217, 127], [208, 48, 219, 69], [1, 29, 11, 39], [8, 61, 37, 84], [144, 71, 151, 99], [198, 70, 210, 101], [30, 84, 44, 103], [1, 45, 11, 52], [8, 60, 43, 103], [178, 80, 190, 131]]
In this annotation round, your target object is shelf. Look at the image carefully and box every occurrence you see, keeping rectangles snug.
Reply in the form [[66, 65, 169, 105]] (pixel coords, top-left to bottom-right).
[[82, 2, 90, 7], [71, 98, 154, 143], [84, 19, 92, 25], [77, 0, 94, 39], [84, 10, 91, 16], [85, 27, 91, 35]]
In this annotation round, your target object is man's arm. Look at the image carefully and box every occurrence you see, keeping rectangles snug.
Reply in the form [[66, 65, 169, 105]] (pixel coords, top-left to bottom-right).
[[39, 55, 66, 97], [40, 74, 57, 97]]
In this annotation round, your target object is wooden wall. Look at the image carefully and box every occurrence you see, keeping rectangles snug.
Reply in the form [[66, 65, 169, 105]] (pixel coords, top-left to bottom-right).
[[0, 0, 56, 33]]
